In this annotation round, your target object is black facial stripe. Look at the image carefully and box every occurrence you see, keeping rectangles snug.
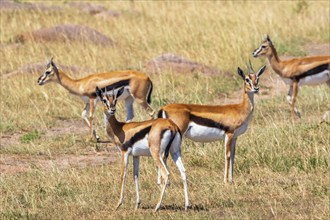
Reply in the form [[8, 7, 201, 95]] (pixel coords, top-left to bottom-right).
[[190, 114, 229, 132], [293, 64, 329, 81], [121, 126, 151, 151], [91, 79, 130, 97]]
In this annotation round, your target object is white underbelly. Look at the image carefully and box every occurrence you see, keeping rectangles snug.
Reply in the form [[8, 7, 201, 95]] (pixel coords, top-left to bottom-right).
[[282, 78, 293, 85], [298, 70, 329, 86], [131, 134, 151, 156], [185, 122, 225, 142]]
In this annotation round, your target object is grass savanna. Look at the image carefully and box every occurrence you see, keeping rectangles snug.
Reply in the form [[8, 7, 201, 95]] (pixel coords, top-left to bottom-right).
[[0, 1, 329, 219]]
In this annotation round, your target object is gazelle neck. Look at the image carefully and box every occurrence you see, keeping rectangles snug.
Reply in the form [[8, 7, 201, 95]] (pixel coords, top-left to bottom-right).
[[105, 112, 125, 144], [243, 89, 255, 113], [266, 45, 284, 77], [56, 70, 81, 95]]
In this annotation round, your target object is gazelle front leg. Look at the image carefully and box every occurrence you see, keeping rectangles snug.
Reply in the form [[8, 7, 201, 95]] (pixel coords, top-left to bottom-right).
[[291, 81, 301, 119], [88, 98, 100, 141], [133, 156, 141, 210], [224, 133, 233, 183], [229, 137, 237, 183], [82, 102, 91, 127], [116, 149, 131, 211]]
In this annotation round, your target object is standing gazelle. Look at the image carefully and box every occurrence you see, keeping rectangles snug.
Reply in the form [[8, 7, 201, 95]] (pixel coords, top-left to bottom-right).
[[253, 35, 330, 120], [158, 64, 266, 183], [37, 58, 154, 141], [96, 87, 189, 212]]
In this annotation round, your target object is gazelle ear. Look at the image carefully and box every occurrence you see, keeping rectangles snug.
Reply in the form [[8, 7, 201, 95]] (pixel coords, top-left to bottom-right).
[[256, 65, 266, 77], [95, 86, 103, 99], [237, 67, 245, 80]]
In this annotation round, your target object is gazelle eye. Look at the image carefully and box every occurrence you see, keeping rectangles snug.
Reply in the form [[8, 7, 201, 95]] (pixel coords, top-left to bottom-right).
[[261, 45, 266, 49], [245, 78, 250, 83], [45, 71, 51, 75]]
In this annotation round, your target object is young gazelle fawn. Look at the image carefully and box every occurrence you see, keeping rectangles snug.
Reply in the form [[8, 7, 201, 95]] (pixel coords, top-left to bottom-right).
[[96, 87, 189, 212], [253, 35, 330, 121], [37, 58, 154, 141], [158, 64, 266, 183]]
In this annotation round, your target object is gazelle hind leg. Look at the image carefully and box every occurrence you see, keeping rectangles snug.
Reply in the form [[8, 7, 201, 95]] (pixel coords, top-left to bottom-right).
[[150, 150, 169, 212], [133, 156, 141, 210], [171, 150, 189, 210], [115, 149, 131, 210]]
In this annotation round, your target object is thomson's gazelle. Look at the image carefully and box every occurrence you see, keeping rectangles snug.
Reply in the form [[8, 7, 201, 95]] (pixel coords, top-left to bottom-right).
[[37, 58, 154, 141], [253, 35, 330, 120], [96, 87, 189, 212], [158, 64, 266, 183]]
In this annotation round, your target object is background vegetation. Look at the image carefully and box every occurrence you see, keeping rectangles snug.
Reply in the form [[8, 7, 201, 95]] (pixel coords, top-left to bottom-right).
[[0, 1, 329, 219]]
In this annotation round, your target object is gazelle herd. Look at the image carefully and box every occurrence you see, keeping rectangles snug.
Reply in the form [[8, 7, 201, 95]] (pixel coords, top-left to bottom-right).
[[37, 35, 329, 211]]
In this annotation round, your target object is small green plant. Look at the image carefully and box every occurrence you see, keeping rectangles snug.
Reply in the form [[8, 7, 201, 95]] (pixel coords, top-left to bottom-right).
[[20, 131, 41, 144]]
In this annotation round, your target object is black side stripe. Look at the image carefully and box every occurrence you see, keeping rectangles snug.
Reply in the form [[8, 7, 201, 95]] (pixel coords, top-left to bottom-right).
[[121, 126, 151, 151], [293, 63, 329, 81], [91, 79, 130, 96], [190, 114, 230, 132]]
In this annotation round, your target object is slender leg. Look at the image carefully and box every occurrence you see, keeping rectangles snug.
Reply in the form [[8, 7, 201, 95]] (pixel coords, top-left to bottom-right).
[[133, 156, 141, 210], [286, 85, 293, 105], [291, 81, 301, 118], [150, 148, 169, 212], [89, 99, 100, 141], [115, 149, 131, 210], [229, 137, 237, 183], [125, 96, 135, 122], [171, 151, 189, 211], [82, 102, 91, 127], [224, 133, 233, 183]]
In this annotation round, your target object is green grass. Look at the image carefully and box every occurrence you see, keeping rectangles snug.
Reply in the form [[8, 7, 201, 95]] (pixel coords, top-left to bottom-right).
[[0, 1, 329, 219]]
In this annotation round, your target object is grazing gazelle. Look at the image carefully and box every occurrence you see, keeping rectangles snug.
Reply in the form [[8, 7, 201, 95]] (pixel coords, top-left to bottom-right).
[[37, 58, 154, 141], [96, 87, 189, 212], [253, 35, 330, 120], [158, 64, 266, 183]]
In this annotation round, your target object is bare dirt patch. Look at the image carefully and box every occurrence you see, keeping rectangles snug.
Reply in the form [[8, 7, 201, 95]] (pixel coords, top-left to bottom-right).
[[144, 53, 231, 76], [305, 43, 330, 56], [15, 24, 114, 46], [67, 2, 107, 15], [0, 0, 62, 11], [0, 148, 119, 175]]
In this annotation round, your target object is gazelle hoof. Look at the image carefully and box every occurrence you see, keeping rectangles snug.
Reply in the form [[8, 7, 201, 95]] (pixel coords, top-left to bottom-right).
[[115, 202, 122, 211], [154, 203, 161, 212]]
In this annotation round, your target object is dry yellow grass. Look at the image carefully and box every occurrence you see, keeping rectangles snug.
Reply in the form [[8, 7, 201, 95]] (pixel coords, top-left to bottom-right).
[[0, 1, 329, 219]]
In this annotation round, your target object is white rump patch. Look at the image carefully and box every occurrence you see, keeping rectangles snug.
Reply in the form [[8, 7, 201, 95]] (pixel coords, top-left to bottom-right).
[[185, 122, 225, 142]]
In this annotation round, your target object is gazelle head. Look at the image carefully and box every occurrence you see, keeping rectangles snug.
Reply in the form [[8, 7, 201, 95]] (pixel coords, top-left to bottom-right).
[[96, 86, 125, 116], [252, 35, 273, 58], [37, 57, 59, 85], [237, 61, 266, 94]]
